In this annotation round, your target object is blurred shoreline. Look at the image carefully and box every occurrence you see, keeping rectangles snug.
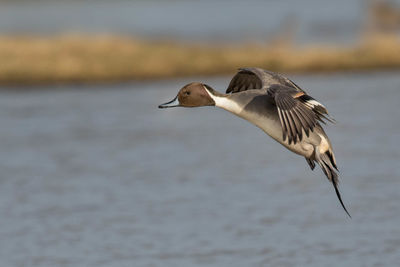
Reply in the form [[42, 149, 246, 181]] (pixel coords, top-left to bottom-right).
[[0, 33, 399, 86]]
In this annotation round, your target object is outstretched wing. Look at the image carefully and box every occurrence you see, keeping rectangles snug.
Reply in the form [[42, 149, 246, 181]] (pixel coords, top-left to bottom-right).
[[226, 68, 335, 144], [226, 69, 263, 93], [226, 67, 304, 94], [268, 84, 318, 144]]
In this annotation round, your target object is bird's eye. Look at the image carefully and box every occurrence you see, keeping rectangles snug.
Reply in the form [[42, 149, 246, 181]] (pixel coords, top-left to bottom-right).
[[185, 91, 191, 95]]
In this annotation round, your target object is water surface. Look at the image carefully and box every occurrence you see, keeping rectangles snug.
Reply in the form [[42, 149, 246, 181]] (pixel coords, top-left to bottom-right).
[[0, 72, 399, 266]]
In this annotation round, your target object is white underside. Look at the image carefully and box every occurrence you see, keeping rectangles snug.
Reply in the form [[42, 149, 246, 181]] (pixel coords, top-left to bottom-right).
[[203, 86, 327, 158]]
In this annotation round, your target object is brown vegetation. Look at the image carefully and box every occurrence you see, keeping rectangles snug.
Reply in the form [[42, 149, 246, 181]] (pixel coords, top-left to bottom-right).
[[0, 33, 399, 85]]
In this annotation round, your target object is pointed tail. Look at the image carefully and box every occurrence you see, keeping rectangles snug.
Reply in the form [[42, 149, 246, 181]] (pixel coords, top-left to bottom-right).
[[314, 150, 351, 218]]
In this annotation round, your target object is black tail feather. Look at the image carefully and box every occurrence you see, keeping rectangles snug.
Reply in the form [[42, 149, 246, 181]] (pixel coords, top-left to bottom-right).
[[332, 178, 351, 218], [305, 158, 316, 170], [315, 151, 351, 218]]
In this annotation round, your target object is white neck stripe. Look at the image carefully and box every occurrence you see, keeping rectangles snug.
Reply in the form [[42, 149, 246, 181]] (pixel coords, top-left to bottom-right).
[[203, 86, 243, 114]]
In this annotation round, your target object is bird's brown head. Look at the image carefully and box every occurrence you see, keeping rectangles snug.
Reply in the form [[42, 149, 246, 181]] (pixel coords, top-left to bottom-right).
[[158, 82, 216, 108]]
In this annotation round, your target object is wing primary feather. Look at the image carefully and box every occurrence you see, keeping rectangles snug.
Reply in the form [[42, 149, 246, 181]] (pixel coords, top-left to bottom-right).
[[277, 108, 287, 141], [294, 106, 312, 137], [277, 97, 292, 143], [320, 114, 336, 124], [282, 110, 293, 144], [285, 110, 298, 144], [298, 105, 316, 128], [291, 111, 301, 143], [283, 97, 303, 142], [289, 110, 303, 142], [281, 109, 291, 144], [226, 69, 265, 93], [293, 107, 309, 132], [296, 107, 312, 128]]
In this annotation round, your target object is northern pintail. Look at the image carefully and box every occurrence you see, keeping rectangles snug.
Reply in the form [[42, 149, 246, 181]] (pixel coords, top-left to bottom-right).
[[159, 67, 350, 217]]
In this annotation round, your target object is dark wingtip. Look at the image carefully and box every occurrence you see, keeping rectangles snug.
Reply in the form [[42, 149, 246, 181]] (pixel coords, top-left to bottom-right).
[[327, 114, 337, 124]]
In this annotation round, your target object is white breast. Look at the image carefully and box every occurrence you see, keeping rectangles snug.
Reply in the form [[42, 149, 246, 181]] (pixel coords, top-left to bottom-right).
[[205, 88, 281, 139], [204, 86, 315, 157], [212, 95, 243, 114]]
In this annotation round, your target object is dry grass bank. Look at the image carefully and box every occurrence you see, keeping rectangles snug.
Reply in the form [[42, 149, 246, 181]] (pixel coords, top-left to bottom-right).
[[0, 34, 399, 85]]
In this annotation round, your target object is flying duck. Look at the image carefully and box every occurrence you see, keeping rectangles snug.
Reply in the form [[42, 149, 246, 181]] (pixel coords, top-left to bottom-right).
[[159, 67, 350, 217]]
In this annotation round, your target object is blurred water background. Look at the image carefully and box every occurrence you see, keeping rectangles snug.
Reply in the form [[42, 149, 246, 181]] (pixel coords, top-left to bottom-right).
[[0, 0, 364, 44], [0, 0, 400, 266]]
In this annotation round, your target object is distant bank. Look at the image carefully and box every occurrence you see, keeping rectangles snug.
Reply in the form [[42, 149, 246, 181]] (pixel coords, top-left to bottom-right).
[[0, 34, 399, 85]]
